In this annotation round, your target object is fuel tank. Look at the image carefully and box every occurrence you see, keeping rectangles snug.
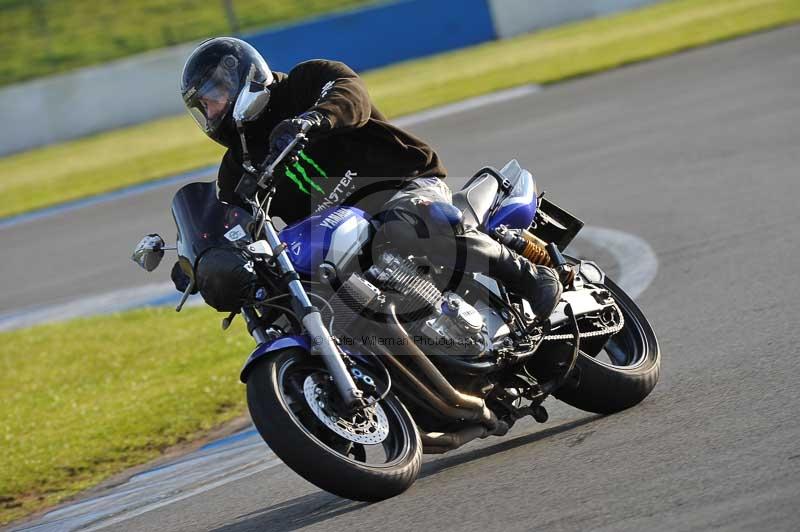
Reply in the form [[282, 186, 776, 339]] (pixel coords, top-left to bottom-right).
[[279, 206, 373, 277]]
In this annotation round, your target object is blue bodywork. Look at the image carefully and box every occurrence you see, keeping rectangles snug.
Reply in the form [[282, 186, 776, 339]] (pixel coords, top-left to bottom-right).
[[239, 334, 376, 383], [484, 161, 539, 233], [237, 207, 374, 382], [279, 206, 372, 277], [240, 335, 310, 382]]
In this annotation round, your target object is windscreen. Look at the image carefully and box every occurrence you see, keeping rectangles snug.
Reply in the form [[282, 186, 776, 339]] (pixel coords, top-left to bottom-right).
[[171, 181, 254, 278]]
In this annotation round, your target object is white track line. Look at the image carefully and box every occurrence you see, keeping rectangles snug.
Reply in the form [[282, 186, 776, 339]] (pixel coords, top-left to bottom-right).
[[393, 85, 541, 128], [17, 433, 278, 532], [0, 283, 204, 332], [574, 226, 658, 299]]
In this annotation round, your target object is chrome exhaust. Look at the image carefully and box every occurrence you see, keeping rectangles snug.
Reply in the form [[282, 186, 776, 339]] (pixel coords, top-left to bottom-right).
[[421, 425, 491, 454], [379, 304, 503, 431]]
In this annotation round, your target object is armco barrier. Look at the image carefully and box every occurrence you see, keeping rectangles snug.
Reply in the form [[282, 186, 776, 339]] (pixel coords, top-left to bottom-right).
[[0, 42, 198, 156], [0, 0, 496, 156], [245, 0, 496, 73], [487, 0, 661, 38]]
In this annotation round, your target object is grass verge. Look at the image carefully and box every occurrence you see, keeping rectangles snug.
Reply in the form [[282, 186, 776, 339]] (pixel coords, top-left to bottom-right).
[[1, 0, 799, 219], [0, 307, 253, 525]]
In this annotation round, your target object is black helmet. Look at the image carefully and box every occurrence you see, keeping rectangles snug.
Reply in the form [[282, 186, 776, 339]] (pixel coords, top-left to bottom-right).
[[180, 37, 273, 146]]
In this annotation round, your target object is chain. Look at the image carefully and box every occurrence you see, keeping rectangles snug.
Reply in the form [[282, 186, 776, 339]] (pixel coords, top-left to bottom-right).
[[542, 303, 626, 341]]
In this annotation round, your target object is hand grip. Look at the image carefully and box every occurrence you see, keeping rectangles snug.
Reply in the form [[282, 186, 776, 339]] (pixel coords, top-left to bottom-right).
[[258, 131, 307, 188]]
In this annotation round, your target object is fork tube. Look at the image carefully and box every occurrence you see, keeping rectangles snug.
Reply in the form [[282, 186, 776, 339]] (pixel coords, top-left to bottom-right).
[[262, 218, 364, 407], [241, 307, 269, 344]]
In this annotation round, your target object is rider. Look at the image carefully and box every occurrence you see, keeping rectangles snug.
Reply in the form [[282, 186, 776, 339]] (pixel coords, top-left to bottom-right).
[[177, 37, 562, 318]]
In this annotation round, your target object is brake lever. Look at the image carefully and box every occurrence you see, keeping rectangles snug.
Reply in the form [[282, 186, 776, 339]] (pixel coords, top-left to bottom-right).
[[257, 123, 312, 189]]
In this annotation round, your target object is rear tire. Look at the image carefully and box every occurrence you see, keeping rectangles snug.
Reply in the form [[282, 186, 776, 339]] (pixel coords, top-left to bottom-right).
[[554, 275, 660, 414], [246, 348, 422, 501]]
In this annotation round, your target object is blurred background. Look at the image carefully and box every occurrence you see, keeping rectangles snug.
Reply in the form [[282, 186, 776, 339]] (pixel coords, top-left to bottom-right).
[[0, 0, 375, 84], [0, 0, 663, 155]]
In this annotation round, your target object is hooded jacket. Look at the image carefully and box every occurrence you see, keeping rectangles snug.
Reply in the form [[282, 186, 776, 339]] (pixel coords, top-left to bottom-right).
[[217, 59, 447, 225]]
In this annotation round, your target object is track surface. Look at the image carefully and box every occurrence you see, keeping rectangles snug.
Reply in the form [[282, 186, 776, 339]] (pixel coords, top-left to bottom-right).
[[8, 26, 800, 531]]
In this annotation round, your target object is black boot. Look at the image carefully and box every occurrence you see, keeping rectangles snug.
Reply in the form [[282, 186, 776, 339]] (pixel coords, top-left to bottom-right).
[[489, 246, 563, 320]]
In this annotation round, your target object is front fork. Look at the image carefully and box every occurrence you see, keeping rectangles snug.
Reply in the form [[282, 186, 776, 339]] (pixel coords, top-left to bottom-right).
[[244, 218, 364, 409]]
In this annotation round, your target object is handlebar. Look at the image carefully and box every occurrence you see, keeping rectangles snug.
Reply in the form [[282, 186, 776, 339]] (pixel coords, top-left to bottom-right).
[[257, 120, 312, 190], [243, 122, 311, 237], [233, 120, 313, 226]]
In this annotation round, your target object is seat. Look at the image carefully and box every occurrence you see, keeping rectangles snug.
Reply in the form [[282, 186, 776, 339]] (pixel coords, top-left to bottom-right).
[[451, 173, 499, 229]]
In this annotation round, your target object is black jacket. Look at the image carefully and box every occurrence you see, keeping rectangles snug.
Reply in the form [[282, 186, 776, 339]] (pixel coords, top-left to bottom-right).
[[217, 59, 447, 225]]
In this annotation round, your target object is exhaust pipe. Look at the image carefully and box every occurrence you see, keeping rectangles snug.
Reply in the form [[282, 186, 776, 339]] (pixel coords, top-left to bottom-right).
[[421, 425, 491, 454], [372, 343, 487, 423], [379, 304, 504, 431], [386, 304, 484, 410]]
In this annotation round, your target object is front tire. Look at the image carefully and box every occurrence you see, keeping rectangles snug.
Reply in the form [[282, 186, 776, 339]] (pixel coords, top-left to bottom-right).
[[554, 275, 661, 414], [246, 348, 422, 501]]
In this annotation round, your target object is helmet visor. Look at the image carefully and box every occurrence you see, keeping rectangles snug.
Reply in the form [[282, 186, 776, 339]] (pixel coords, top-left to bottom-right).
[[184, 61, 239, 135]]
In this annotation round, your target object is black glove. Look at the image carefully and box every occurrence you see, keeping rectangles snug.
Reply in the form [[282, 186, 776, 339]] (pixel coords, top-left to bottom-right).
[[265, 111, 330, 168], [171, 261, 198, 294]]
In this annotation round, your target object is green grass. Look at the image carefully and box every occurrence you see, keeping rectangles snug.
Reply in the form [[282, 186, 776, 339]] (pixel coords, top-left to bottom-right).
[[0, 115, 226, 219], [2, 0, 799, 220], [0, 0, 376, 86], [0, 306, 254, 525]]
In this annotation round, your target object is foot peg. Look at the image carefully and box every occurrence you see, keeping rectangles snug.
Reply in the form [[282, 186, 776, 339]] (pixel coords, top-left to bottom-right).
[[546, 243, 576, 287]]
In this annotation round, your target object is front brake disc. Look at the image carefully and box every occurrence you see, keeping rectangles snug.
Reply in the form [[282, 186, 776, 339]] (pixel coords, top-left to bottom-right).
[[303, 375, 390, 445]]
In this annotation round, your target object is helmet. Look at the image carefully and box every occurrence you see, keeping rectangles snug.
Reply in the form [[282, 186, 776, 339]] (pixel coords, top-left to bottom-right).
[[180, 37, 273, 146]]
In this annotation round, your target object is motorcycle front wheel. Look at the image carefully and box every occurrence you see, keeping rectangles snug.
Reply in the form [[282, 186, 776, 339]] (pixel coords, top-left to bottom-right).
[[246, 348, 422, 501]]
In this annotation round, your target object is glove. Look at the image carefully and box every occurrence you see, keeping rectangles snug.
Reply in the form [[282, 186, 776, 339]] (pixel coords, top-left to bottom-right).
[[171, 261, 198, 294], [265, 111, 330, 168]]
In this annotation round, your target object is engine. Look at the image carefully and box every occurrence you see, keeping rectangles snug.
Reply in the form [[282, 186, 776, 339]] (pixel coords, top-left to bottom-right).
[[364, 252, 492, 359], [418, 292, 492, 358]]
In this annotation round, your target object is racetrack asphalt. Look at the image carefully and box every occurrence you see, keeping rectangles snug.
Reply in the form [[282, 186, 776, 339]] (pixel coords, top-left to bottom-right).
[[7, 25, 800, 531]]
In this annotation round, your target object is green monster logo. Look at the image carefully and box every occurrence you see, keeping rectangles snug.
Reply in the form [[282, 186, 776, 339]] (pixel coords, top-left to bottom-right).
[[283, 150, 327, 195]]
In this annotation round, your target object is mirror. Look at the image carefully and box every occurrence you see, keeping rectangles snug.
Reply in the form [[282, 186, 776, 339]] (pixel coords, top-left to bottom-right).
[[232, 82, 270, 124], [132, 234, 166, 271]]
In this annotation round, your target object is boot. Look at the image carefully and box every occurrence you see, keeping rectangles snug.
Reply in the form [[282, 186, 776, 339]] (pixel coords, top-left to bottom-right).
[[490, 245, 563, 320]]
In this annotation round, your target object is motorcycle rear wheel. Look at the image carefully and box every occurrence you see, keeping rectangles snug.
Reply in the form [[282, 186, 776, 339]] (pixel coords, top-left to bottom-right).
[[246, 348, 422, 501], [554, 275, 661, 414]]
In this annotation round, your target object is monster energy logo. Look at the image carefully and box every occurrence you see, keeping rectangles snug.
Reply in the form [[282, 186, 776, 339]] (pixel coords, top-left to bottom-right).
[[283, 150, 327, 195]]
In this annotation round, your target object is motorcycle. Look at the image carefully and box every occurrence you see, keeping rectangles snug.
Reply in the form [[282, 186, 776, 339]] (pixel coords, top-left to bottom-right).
[[133, 119, 660, 502]]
